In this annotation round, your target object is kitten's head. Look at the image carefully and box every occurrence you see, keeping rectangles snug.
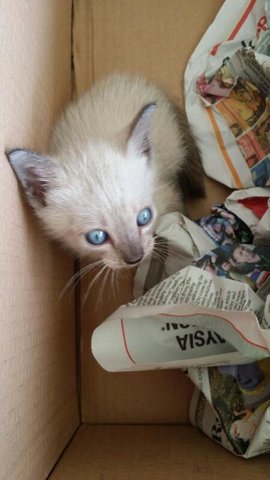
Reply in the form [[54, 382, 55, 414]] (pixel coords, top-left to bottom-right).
[[7, 104, 160, 269]]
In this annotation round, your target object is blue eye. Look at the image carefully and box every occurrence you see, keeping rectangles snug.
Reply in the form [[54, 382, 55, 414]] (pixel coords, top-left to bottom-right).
[[137, 207, 152, 226], [85, 230, 108, 245]]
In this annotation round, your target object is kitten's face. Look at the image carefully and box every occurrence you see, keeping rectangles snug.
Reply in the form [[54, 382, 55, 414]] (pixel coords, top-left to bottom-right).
[[7, 104, 159, 269], [42, 145, 157, 269]]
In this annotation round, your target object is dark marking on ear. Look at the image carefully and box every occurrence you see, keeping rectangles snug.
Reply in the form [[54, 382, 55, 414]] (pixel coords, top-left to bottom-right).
[[127, 102, 157, 158], [6, 148, 58, 207]]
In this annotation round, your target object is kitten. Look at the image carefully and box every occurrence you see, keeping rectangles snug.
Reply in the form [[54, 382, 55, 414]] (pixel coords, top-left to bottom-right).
[[7, 73, 204, 269]]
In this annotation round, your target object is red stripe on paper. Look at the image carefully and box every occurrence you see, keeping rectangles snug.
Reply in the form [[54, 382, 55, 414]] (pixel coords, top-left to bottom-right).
[[211, 0, 257, 55], [121, 318, 136, 364]]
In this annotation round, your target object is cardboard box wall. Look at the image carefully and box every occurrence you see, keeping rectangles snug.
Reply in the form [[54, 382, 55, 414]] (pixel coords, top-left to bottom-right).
[[1, 1, 270, 479]]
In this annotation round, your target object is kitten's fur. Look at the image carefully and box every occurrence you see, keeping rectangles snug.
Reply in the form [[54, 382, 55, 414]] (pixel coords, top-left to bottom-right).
[[7, 73, 204, 269]]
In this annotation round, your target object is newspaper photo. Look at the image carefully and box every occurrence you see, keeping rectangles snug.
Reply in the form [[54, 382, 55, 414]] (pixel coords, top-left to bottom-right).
[[135, 203, 255, 297], [193, 244, 270, 296], [189, 359, 270, 458]]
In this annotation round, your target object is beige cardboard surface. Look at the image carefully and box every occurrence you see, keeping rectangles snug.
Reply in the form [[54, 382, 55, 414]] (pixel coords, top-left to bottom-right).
[[50, 424, 270, 480], [73, 0, 224, 101], [0, 2, 79, 479], [81, 270, 193, 424], [74, 0, 229, 424]]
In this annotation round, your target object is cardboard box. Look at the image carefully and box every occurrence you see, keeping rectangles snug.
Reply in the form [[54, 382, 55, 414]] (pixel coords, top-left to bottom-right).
[[1, 1, 269, 478]]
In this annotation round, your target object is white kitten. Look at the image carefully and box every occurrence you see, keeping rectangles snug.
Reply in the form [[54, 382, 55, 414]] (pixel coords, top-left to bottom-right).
[[7, 73, 204, 269]]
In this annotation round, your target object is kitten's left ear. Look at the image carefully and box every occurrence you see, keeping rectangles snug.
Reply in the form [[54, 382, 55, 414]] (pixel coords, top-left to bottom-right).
[[127, 103, 157, 159], [6, 148, 59, 207]]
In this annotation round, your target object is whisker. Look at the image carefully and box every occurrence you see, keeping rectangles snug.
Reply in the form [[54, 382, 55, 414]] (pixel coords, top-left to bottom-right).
[[95, 266, 110, 311], [154, 238, 189, 257], [153, 251, 165, 258], [82, 264, 107, 308], [59, 260, 104, 299], [152, 251, 167, 263], [158, 250, 188, 262], [108, 269, 115, 302], [151, 180, 174, 194], [110, 269, 115, 301], [152, 252, 167, 262], [115, 268, 121, 299], [105, 268, 111, 298], [153, 239, 189, 263], [153, 182, 181, 197], [159, 158, 182, 176]]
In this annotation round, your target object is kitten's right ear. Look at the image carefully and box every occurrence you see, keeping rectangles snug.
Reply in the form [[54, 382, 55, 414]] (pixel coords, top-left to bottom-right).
[[127, 103, 157, 159], [6, 148, 59, 207]]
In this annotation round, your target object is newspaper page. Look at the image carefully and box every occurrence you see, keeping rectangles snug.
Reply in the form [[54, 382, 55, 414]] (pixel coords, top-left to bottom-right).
[[135, 204, 254, 297], [185, 0, 270, 188], [213, 50, 270, 188], [224, 187, 270, 244], [197, 47, 270, 188], [92, 264, 270, 372], [92, 240, 270, 458], [189, 360, 270, 458]]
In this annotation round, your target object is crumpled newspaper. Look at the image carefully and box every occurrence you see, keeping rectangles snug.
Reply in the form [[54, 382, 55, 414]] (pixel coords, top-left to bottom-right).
[[185, 0, 270, 189], [91, 0, 270, 458], [92, 187, 270, 457]]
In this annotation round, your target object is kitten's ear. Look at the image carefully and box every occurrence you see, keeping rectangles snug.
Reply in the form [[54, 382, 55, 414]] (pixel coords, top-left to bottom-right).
[[127, 103, 156, 158], [6, 148, 59, 207]]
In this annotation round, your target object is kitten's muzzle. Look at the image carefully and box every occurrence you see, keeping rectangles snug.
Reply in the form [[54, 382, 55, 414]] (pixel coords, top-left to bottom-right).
[[122, 246, 144, 266], [125, 255, 143, 266], [118, 236, 148, 267]]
